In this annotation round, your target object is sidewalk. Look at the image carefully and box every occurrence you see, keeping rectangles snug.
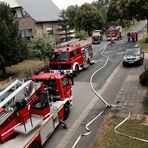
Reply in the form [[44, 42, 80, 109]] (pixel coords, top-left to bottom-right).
[[101, 53, 148, 115]]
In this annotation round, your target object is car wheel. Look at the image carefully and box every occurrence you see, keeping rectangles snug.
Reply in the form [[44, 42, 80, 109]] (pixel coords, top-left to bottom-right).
[[63, 104, 70, 120], [30, 142, 41, 148], [123, 62, 127, 67], [140, 59, 143, 65]]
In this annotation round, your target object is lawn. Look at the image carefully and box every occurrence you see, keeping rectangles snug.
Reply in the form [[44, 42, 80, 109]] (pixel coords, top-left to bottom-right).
[[0, 60, 44, 80], [93, 115, 148, 148], [142, 92, 148, 114], [139, 33, 148, 52], [123, 20, 140, 33]]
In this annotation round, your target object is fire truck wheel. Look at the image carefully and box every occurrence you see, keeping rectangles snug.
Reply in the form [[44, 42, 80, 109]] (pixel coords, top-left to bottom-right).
[[30, 142, 41, 148], [74, 65, 79, 76], [63, 104, 70, 120]]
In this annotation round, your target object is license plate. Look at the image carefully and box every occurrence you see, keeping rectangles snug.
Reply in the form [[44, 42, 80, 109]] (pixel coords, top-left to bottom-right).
[[129, 61, 134, 64]]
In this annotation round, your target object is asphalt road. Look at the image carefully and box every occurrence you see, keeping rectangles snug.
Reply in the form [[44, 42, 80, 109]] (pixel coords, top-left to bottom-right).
[[44, 21, 146, 148]]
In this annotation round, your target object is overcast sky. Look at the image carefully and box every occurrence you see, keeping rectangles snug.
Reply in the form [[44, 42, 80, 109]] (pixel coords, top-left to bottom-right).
[[0, 0, 95, 10], [53, 0, 95, 9]]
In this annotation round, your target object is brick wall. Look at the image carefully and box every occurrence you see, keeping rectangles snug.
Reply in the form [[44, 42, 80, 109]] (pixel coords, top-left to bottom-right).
[[35, 22, 61, 43], [19, 16, 37, 36], [18, 16, 61, 43]]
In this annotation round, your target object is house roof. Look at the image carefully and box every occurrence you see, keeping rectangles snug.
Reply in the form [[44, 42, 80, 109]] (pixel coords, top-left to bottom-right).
[[4, 0, 61, 22]]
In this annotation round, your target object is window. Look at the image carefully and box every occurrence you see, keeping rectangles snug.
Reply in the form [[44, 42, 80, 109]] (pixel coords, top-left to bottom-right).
[[47, 27, 53, 35], [20, 29, 33, 40], [50, 52, 69, 62], [70, 49, 80, 59], [70, 52, 74, 58], [74, 49, 80, 55], [25, 29, 32, 37]]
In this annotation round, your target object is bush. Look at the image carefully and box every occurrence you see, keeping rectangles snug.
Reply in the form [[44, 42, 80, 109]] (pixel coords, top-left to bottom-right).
[[75, 30, 88, 40], [142, 94, 148, 114], [145, 37, 148, 43], [28, 49, 41, 58], [140, 70, 148, 86]]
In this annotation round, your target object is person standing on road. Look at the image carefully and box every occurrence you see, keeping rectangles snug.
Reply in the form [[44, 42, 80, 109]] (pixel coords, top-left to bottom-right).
[[127, 32, 131, 42], [131, 32, 136, 42], [135, 31, 138, 42]]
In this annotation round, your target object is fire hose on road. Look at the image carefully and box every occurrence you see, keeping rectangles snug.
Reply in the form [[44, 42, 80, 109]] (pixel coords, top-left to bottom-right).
[[72, 34, 148, 148]]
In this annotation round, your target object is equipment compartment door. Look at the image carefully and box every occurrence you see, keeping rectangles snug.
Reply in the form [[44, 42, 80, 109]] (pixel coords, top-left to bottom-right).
[[40, 117, 55, 145]]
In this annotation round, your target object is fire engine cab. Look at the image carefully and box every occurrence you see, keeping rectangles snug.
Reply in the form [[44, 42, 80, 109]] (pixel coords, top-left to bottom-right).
[[0, 72, 73, 148], [49, 40, 93, 76], [106, 26, 122, 41], [92, 30, 103, 44]]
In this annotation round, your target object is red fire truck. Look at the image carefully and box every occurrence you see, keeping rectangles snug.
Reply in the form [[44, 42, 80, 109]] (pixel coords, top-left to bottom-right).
[[92, 30, 103, 44], [49, 40, 93, 76], [0, 72, 73, 148], [106, 26, 122, 41]]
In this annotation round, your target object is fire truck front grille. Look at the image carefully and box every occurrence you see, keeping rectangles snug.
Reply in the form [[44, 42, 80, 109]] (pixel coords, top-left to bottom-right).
[[50, 64, 71, 70]]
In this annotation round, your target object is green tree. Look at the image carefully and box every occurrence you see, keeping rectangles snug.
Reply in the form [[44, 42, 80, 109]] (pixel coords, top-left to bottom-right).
[[75, 30, 88, 40], [0, 2, 27, 75], [59, 10, 69, 41], [127, 0, 148, 35], [75, 3, 105, 35], [107, 0, 120, 22], [118, 0, 132, 26], [66, 5, 79, 29], [92, 0, 107, 25], [107, 0, 134, 26], [31, 33, 55, 66]]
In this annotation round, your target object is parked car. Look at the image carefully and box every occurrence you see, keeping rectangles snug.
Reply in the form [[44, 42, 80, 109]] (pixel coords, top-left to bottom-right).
[[122, 45, 144, 67]]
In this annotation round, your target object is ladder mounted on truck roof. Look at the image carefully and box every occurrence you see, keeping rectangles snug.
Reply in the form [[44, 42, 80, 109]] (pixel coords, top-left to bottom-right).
[[0, 80, 23, 103], [0, 80, 41, 126], [57, 39, 92, 49], [0, 80, 40, 108]]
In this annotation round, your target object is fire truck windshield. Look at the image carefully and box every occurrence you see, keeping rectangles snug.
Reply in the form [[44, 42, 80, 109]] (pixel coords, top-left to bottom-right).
[[50, 52, 69, 62]]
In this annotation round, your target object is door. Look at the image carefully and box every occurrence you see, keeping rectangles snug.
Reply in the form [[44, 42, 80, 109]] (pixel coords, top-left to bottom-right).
[[61, 76, 72, 99]]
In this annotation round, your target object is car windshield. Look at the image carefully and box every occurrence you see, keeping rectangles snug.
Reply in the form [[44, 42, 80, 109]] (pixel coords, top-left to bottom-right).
[[50, 52, 69, 62], [126, 48, 140, 56]]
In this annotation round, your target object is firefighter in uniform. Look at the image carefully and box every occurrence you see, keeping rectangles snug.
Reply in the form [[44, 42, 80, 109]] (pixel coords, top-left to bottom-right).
[[131, 32, 136, 42], [127, 32, 131, 42], [135, 31, 138, 42]]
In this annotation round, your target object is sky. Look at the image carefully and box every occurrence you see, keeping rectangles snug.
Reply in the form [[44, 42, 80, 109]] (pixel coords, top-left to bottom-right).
[[0, 0, 95, 10], [53, 0, 95, 9]]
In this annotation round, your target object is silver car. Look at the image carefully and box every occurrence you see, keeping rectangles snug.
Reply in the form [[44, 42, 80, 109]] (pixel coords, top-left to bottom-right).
[[123, 45, 144, 67]]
